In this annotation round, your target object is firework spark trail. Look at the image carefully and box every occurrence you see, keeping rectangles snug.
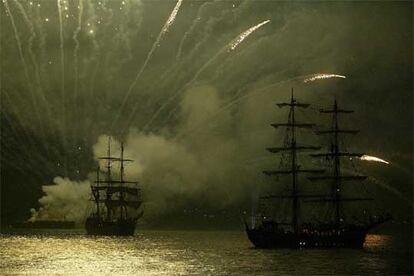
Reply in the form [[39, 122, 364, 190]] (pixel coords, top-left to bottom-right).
[[174, 76, 306, 140], [72, 0, 83, 105], [12, 0, 41, 88], [33, 3, 64, 158], [108, 0, 142, 73], [359, 155, 390, 165], [88, 1, 135, 142], [85, 0, 100, 99], [3, 0, 33, 91], [57, 0, 65, 104], [2, 89, 55, 173], [141, 19, 271, 133], [161, 54, 224, 123], [70, 0, 84, 148], [12, 0, 53, 136], [78, 0, 101, 147], [163, 0, 183, 33], [303, 73, 346, 83], [191, 19, 271, 82], [3, 0, 46, 136], [141, 1, 251, 124], [33, 2, 49, 89], [176, 1, 210, 61], [101, 2, 133, 84], [57, 0, 68, 174], [162, 1, 231, 82], [228, 19, 270, 51], [0, 144, 46, 179], [369, 176, 410, 205], [139, 48, 225, 133], [112, 0, 183, 133], [196, 72, 343, 127], [2, 89, 37, 151]]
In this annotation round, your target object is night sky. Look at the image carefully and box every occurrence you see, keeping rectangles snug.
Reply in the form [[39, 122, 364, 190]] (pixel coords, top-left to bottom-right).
[[0, 0, 412, 227]]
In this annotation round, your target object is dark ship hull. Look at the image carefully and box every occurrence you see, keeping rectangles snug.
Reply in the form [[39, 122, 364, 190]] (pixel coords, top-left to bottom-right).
[[85, 217, 136, 236], [246, 226, 367, 248]]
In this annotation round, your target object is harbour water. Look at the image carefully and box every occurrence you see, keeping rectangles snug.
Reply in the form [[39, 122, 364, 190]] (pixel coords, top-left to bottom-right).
[[0, 228, 412, 275]]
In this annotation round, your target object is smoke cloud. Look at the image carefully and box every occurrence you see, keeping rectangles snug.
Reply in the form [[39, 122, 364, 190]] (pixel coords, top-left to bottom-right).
[[1, 1, 411, 225], [29, 177, 91, 222], [30, 85, 257, 222]]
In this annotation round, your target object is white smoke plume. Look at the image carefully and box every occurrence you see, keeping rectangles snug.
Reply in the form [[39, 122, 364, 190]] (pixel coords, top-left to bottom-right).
[[29, 85, 255, 222], [29, 177, 91, 222]]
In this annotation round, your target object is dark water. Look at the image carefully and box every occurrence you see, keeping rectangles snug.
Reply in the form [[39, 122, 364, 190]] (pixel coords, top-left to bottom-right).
[[0, 229, 412, 275]]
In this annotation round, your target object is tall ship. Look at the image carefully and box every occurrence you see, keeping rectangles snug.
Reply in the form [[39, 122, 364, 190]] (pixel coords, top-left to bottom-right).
[[245, 90, 390, 248], [85, 138, 143, 236]]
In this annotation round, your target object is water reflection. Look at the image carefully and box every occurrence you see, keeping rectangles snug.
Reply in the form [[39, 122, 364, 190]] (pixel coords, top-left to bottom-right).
[[365, 234, 392, 250], [0, 231, 412, 275]]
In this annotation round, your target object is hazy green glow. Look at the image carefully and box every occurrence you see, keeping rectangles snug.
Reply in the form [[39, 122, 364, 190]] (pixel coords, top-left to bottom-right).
[[0, 0, 412, 224]]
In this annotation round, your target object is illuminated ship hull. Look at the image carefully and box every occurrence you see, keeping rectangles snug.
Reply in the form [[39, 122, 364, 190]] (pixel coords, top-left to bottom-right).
[[85, 217, 137, 236], [245, 225, 367, 248]]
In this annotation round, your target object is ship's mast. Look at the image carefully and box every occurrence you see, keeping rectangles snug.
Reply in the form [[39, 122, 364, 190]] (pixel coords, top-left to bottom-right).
[[107, 137, 112, 182], [96, 166, 100, 219], [309, 98, 370, 226], [93, 137, 142, 222], [332, 99, 341, 226], [120, 142, 125, 219], [262, 89, 323, 234], [290, 91, 299, 233], [106, 137, 112, 220]]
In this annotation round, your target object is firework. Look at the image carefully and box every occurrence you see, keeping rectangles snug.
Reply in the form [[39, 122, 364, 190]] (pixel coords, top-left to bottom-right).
[[112, 0, 183, 132], [359, 155, 390, 165], [141, 19, 272, 132], [162, 0, 183, 35], [228, 20, 270, 51], [72, 0, 83, 114], [303, 73, 346, 83]]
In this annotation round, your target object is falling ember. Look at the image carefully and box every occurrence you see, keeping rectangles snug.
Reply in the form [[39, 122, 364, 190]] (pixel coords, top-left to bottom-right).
[[228, 19, 270, 51], [359, 155, 390, 165], [303, 73, 346, 83]]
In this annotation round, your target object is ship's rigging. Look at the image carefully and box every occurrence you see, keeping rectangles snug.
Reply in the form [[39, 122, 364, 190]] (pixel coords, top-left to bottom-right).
[[245, 89, 391, 248], [86, 138, 142, 235], [261, 89, 324, 233]]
